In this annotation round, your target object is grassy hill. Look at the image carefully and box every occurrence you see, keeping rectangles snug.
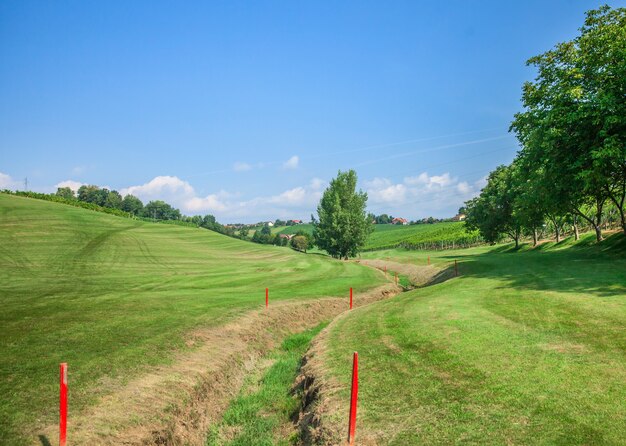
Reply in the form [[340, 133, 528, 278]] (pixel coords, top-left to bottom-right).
[[272, 222, 480, 251], [277, 223, 314, 235], [364, 221, 480, 251], [0, 194, 383, 444], [318, 235, 626, 445]]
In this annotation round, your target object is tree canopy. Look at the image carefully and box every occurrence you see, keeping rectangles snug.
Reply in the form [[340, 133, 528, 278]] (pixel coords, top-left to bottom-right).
[[468, 6, 625, 246], [313, 170, 372, 259]]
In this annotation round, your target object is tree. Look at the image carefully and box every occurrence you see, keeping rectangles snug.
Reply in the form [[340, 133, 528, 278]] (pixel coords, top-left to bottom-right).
[[239, 227, 250, 238], [142, 200, 181, 220], [121, 194, 144, 215], [55, 187, 75, 200], [510, 6, 626, 239], [77, 185, 108, 206], [465, 165, 523, 248], [313, 170, 372, 259], [104, 190, 122, 209], [291, 235, 309, 252]]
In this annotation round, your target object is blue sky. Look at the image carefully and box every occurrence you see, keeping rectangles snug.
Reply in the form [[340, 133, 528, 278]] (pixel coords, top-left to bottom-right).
[[1, 0, 622, 222]]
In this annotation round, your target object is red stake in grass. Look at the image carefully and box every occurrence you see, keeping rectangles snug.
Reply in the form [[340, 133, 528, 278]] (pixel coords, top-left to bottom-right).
[[59, 363, 67, 446], [347, 352, 359, 446], [395, 272, 398, 285], [454, 260, 458, 277], [349, 287, 353, 310], [384, 265, 387, 276], [428, 256, 430, 265], [265, 287, 269, 308]]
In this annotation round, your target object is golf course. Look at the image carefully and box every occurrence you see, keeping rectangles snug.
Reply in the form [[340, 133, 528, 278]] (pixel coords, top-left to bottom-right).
[[305, 236, 626, 445], [0, 193, 385, 444], [2, 193, 625, 445], [2, 2, 625, 445]]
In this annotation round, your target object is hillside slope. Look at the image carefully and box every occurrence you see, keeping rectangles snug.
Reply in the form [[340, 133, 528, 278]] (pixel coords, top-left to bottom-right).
[[311, 236, 626, 445], [0, 194, 383, 444]]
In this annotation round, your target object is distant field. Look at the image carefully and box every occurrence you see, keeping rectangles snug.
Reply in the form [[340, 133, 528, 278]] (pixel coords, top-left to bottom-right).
[[364, 221, 481, 250], [277, 223, 314, 235], [0, 194, 383, 445], [243, 222, 479, 252], [320, 235, 626, 445]]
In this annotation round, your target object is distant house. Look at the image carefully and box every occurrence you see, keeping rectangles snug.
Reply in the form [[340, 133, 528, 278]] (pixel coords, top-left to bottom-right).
[[279, 233, 294, 240], [452, 213, 466, 221], [392, 217, 409, 225], [266, 221, 274, 227], [292, 219, 302, 224]]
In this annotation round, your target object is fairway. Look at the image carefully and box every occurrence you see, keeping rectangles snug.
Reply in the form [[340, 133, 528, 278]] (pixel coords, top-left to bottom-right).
[[0, 194, 384, 445], [311, 236, 626, 445]]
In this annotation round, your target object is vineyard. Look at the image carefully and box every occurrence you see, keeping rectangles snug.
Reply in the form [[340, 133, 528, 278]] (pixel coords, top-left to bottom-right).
[[363, 222, 482, 251]]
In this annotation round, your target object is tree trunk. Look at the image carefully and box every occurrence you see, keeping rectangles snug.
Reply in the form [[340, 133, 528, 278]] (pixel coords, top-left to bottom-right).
[[547, 214, 561, 243], [594, 224, 603, 242], [573, 197, 605, 243], [533, 228, 538, 247], [574, 223, 579, 240], [595, 199, 604, 242], [555, 225, 561, 243]]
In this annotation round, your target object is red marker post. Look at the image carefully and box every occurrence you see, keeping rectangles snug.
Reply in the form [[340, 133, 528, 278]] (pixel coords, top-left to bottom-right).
[[265, 288, 269, 308], [384, 265, 387, 276], [349, 287, 353, 310], [395, 272, 398, 285], [60, 363, 67, 446], [347, 352, 359, 446], [454, 260, 458, 277], [428, 256, 430, 265]]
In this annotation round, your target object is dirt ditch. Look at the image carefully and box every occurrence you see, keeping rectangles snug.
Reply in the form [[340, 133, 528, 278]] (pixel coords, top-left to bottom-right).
[[295, 261, 447, 445], [36, 283, 399, 446]]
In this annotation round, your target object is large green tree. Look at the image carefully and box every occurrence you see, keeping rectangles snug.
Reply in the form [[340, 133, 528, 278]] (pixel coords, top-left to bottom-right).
[[55, 187, 75, 200], [313, 170, 372, 259], [141, 200, 181, 220], [121, 194, 144, 215], [510, 6, 626, 239], [465, 165, 523, 248]]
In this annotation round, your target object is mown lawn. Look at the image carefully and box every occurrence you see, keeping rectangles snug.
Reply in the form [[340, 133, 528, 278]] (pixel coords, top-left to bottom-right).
[[324, 234, 626, 445], [0, 194, 383, 445]]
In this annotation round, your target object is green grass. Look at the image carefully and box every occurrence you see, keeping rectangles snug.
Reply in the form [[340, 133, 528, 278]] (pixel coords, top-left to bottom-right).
[[249, 222, 479, 253], [323, 233, 626, 445], [207, 323, 327, 446], [364, 222, 481, 251], [0, 194, 383, 444], [276, 224, 314, 236]]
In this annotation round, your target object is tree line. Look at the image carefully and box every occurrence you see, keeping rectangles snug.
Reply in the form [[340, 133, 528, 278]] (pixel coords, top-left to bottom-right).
[[4, 185, 236, 237], [465, 6, 625, 247]]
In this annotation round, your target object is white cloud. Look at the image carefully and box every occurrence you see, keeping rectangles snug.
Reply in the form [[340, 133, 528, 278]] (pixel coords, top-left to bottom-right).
[[55, 180, 85, 192], [0, 172, 21, 190], [310, 177, 326, 191], [404, 172, 453, 188], [115, 175, 325, 221], [233, 162, 252, 172], [456, 181, 471, 194], [268, 187, 307, 205], [120, 176, 195, 201], [185, 194, 228, 212], [364, 171, 484, 218], [71, 166, 86, 175], [282, 155, 299, 170]]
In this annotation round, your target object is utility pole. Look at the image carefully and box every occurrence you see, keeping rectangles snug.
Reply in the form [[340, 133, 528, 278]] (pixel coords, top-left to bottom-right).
[[24, 177, 28, 191]]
